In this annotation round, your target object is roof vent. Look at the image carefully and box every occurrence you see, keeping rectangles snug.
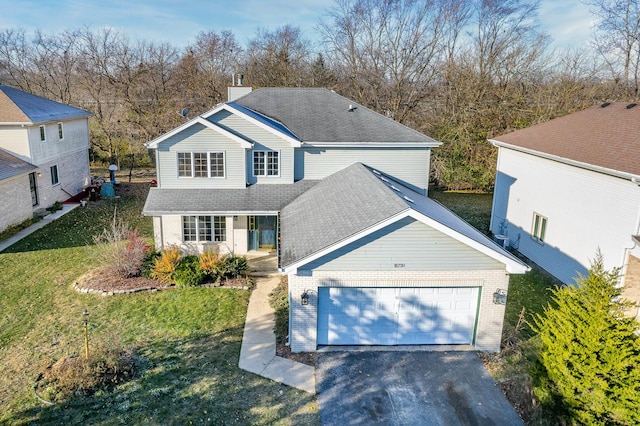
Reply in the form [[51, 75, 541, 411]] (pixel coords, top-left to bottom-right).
[[348, 104, 357, 112], [379, 176, 389, 183], [390, 185, 401, 192], [403, 196, 414, 203], [601, 102, 611, 108], [372, 169, 381, 175], [626, 103, 637, 109]]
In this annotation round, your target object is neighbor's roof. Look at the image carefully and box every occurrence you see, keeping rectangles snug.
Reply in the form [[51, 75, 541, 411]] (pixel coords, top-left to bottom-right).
[[0, 148, 36, 181], [491, 102, 640, 177], [280, 162, 528, 273], [0, 84, 91, 125], [233, 88, 441, 145], [142, 180, 318, 215]]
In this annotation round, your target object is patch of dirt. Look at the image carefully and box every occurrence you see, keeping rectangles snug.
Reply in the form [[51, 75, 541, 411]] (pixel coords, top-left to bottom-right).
[[276, 341, 316, 367], [74, 267, 169, 294], [499, 376, 538, 423]]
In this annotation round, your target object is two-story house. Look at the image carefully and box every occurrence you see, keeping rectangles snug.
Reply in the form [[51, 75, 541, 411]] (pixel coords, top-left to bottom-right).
[[0, 84, 92, 232], [143, 88, 528, 353]]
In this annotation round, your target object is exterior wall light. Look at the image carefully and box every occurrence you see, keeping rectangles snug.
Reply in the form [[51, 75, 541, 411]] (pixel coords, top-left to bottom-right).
[[301, 290, 310, 305], [493, 289, 507, 305]]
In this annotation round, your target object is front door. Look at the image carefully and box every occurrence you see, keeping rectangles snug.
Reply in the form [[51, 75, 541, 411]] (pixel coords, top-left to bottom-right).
[[248, 216, 277, 251]]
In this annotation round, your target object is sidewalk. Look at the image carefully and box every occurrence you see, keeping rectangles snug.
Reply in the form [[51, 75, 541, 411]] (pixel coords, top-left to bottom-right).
[[238, 267, 316, 394], [0, 203, 80, 252]]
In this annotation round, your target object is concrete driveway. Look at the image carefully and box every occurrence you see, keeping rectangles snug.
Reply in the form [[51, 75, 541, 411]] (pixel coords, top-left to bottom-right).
[[316, 351, 523, 425]]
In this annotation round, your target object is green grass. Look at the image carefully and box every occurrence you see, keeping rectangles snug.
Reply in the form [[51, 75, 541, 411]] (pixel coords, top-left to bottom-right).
[[0, 182, 319, 425], [429, 190, 494, 234]]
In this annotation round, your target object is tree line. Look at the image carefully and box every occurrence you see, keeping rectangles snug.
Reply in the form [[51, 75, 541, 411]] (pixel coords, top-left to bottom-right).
[[1, 0, 638, 191]]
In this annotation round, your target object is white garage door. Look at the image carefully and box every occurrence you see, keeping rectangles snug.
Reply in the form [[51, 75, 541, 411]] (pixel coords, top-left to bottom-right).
[[317, 287, 479, 346]]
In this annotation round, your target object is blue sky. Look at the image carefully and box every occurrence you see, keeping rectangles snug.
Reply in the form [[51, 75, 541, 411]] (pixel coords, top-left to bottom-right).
[[0, 0, 593, 50]]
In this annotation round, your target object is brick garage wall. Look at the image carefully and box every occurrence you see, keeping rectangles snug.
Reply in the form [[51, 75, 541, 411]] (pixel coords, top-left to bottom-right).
[[289, 269, 510, 353], [0, 174, 34, 233]]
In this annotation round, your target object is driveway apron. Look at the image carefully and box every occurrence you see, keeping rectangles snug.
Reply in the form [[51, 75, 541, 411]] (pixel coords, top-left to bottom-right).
[[316, 351, 523, 426]]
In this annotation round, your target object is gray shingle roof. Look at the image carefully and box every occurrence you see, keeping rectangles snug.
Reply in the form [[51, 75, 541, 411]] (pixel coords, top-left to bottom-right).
[[0, 85, 91, 124], [0, 148, 36, 181], [233, 88, 440, 145], [143, 180, 319, 215], [280, 162, 527, 270]]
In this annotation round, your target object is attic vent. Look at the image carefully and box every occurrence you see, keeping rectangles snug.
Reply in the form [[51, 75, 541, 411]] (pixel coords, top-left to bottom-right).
[[627, 103, 637, 109], [379, 176, 389, 183], [348, 104, 357, 112], [372, 169, 381, 175], [390, 185, 401, 192], [403, 196, 414, 203], [601, 102, 611, 108]]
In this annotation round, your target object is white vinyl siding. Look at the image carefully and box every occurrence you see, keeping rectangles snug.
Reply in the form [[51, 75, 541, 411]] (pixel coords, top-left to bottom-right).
[[294, 147, 431, 194], [156, 123, 246, 189], [491, 148, 640, 284], [307, 217, 503, 271]]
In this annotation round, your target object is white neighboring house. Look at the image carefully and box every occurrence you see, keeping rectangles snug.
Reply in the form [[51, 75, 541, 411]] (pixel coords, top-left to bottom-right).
[[0, 84, 92, 229], [490, 102, 640, 317]]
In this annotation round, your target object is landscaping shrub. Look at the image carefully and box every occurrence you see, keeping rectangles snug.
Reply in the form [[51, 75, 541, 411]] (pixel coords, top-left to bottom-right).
[[199, 249, 226, 281], [220, 255, 248, 278], [140, 249, 161, 278], [531, 253, 640, 424], [92, 213, 151, 278], [150, 245, 181, 283], [268, 275, 289, 344], [173, 255, 208, 287]]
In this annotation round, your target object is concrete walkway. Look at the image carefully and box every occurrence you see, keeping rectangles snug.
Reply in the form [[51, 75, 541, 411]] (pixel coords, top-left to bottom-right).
[[238, 264, 316, 394], [0, 203, 80, 252]]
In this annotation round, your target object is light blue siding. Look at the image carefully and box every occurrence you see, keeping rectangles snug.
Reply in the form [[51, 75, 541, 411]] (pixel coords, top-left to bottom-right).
[[210, 110, 294, 184], [306, 217, 503, 271], [156, 123, 246, 189], [294, 147, 430, 194]]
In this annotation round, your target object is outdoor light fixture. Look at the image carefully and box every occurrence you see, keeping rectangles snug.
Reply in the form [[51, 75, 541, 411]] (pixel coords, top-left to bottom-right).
[[493, 289, 507, 305], [301, 290, 310, 306]]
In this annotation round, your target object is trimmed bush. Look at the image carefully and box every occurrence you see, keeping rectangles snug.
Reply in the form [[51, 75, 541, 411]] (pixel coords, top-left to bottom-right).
[[221, 255, 248, 278], [173, 255, 207, 287], [150, 245, 181, 283]]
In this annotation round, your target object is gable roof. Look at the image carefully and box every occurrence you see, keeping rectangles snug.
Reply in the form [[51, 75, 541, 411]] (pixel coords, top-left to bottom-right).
[[0, 85, 91, 125], [233, 88, 441, 146], [0, 148, 36, 181], [145, 115, 253, 149], [491, 102, 640, 178], [280, 162, 528, 273]]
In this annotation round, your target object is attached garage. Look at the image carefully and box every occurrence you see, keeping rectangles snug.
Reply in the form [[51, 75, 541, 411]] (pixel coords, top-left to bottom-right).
[[317, 287, 480, 346]]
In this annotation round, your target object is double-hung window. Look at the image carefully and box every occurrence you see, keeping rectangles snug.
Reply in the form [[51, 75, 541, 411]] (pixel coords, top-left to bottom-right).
[[178, 152, 225, 178], [532, 213, 547, 243], [253, 151, 279, 177], [182, 216, 226, 242]]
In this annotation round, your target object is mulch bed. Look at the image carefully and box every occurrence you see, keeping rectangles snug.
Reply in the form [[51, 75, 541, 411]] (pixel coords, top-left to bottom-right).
[[73, 267, 170, 295]]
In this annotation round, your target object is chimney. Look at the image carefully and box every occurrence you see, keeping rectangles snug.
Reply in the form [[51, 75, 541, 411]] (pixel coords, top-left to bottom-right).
[[227, 73, 252, 101]]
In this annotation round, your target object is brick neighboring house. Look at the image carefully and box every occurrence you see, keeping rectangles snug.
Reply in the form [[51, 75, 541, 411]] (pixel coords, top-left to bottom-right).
[[0, 148, 37, 233], [144, 87, 529, 352], [490, 102, 640, 319], [0, 85, 92, 232]]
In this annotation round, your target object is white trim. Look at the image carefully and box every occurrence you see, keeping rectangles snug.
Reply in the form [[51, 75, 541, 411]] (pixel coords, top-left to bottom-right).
[[143, 210, 280, 216], [490, 139, 640, 181], [281, 210, 530, 274], [303, 141, 442, 148], [146, 115, 252, 149]]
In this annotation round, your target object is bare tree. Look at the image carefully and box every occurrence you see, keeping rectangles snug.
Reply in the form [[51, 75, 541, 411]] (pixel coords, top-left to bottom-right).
[[319, 0, 471, 124], [584, 0, 640, 95]]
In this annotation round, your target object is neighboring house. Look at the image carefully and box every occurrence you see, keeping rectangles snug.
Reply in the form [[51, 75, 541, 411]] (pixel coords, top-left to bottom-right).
[[490, 102, 640, 317], [143, 87, 529, 352], [0, 148, 37, 233], [0, 85, 92, 227]]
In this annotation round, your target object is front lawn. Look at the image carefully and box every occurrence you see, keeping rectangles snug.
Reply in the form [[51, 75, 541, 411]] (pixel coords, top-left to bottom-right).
[[0, 182, 319, 425]]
